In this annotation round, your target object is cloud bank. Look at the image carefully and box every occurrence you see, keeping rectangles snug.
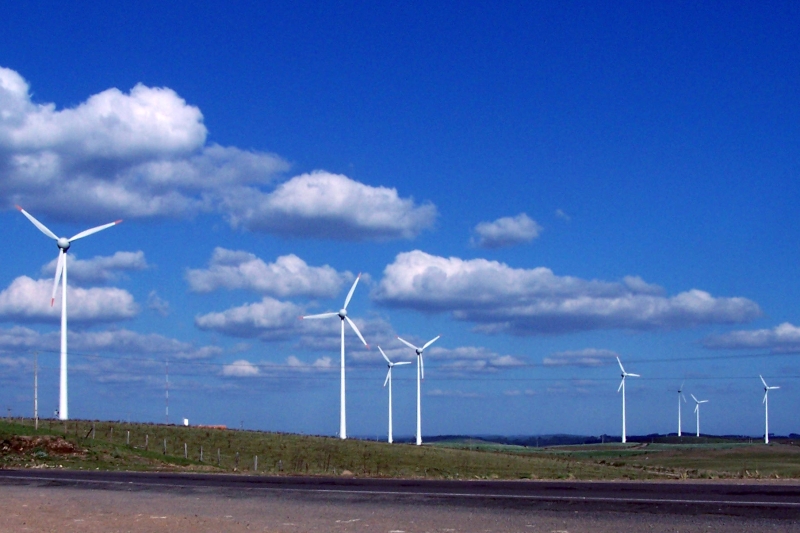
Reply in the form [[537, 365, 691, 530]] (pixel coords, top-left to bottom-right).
[[703, 322, 800, 354], [472, 213, 542, 248]]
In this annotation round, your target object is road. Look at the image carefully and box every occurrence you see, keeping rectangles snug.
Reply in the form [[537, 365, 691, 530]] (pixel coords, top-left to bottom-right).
[[1, 470, 799, 532]]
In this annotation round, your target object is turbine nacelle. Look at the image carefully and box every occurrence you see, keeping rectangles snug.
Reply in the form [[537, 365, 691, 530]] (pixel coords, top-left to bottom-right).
[[338, 308, 348, 319], [57, 237, 71, 250]]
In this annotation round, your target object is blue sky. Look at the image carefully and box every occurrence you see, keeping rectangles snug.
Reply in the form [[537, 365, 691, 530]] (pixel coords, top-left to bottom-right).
[[0, 1, 798, 439]]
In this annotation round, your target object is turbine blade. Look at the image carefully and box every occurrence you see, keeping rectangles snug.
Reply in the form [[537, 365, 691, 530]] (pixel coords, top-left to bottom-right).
[[396, 336, 419, 351], [395, 361, 412, 366], [69, 219, 122, 242], [343, 273, 361, 309], [301, 312, 338, 319], [690, 394, 698, 403], [760, 375, 768, 388], [50, 250, 65, 307], [422, 335, 441, 351], [17, 206, 58, 240], [617, 378, 624, 393], [345, 316, 368, 347], [694, 404, 698, 413], [384, 368, 391, 388], [679, 380, 685, 392], [616, 356, 625, 374], [681, 393, 687, 403], [771, 386, 780, 390], [378, 346, 391, 364], [627, 373, 640, 378], [763, 392, 767, 404]]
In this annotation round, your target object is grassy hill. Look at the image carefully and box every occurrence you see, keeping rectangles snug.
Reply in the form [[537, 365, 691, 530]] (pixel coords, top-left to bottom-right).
[[1, 418, 798, 480]]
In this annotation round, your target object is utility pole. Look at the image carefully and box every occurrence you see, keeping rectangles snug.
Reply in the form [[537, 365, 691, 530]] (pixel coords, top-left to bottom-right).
[[165, 357, 169, 425], [33, 352, 38, 430]]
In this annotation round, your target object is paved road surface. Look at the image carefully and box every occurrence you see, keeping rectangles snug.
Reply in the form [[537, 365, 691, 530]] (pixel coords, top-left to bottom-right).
[[1, 470, 798, 532]]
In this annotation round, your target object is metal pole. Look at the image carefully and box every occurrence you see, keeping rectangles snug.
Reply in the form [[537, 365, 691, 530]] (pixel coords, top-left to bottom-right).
[[33, 352, 38, 430]]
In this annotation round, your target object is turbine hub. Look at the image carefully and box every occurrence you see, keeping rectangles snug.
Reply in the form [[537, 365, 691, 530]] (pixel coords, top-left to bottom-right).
[[416, 349, 423, 355], [57, 237, 70, 250], [338, 308, 347, 319]]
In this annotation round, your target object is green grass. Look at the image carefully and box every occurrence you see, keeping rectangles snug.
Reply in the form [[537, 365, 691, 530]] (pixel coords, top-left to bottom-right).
[[1, 418, 798, 480]]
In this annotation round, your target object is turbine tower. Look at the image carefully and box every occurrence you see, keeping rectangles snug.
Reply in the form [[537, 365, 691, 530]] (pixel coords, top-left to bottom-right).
[[616, 356, 640, 443], [690, 394, 708, 437], [397, 334, 440, 445], [760, 375, 780, 444], [379, 346, 410, 444], [677, 381, 686, 437], [301, 274, 368, 439], [17, 206, 121, 421]]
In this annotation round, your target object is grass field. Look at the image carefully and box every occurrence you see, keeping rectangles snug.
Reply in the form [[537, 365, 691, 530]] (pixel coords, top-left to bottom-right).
[[1, 418, 798, 480]]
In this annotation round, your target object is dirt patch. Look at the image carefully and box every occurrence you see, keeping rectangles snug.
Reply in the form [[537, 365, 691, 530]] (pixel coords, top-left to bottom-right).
[[1, 435, 84, 456]]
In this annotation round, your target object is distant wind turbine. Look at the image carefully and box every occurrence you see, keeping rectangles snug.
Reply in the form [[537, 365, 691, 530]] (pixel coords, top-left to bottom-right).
[[17, 206, 122, 421], [301, 274, 368, 440], [760, 375, 780, 444], [378, 346, 411, 444], [690, 394, 709, 437], [397, 335, 440, 445], [616, 356, 640, 444], [677, 381, 687, 437]]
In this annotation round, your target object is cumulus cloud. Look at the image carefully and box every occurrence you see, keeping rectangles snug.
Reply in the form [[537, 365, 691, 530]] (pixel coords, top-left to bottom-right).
[[1, 67, 435, 240], [471, 213, 542, 248], [221, 171, 437, 240], [0, 276, 137, 323], [374, 250, 761, 335], [70, 329, 221, 359], [41, 251, 148, 284], [147, 291, 170, 316], [427, 389, 483, 399], [186, 248, 350, 298], [194, 296, 304, 340], [543, 348, 620, 367], [703, 322, 800, 353], [427, 345, 525, 373], [221, 355, 335, 378]]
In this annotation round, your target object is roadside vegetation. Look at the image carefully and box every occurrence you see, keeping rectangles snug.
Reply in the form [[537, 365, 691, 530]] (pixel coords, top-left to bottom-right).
[[1, 418, 797, 480]]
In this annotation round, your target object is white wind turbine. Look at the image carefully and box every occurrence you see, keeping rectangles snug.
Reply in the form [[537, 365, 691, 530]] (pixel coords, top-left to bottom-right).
[[397, 334, 440, 446], [616, 356, 640, 443], [301, 274, 368, 440], [760, 375, 780, 444], [378, 346, 411, 444], [16, 206, 122, 421], [677, 381, 687, 437], [690, 394, 709, 437]]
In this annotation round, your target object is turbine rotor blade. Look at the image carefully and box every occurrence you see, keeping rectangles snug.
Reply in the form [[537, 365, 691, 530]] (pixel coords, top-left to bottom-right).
[[770, 386, 780, 390], [343, 273, 361, 310], [690, 394, 698, 403], [760, 375, 768, 388], [345, 316, 368, 347], [763, 392, 767, 404], [378, 346, 391, 364], [17, 206, 58, 240], [679, 380, 685, 392], [395, 361, 411, 366], [50, 250, 65, 307], [301, 312, 338, 319], [396, 336, 419, 351], [422, 335, 441, 351], [617, 378, 624, 393], [384, 368, 391, 388], [627, 373, 640, 378], [681, 393, 687, 403], [69, 219, 122, 242], [616, 356, 625, 373], [694, 404, 698, 413]]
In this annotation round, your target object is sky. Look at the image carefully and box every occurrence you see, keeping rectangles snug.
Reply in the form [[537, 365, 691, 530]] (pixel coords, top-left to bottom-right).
[[0, 1, 798, 439]]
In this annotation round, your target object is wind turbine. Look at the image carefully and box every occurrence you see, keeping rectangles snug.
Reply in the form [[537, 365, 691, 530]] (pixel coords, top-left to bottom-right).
[[16, 206, 121, 421], [301, 274, 368, 440], [378, 346, 410, 444], [760, 375, 780, 444], [690, 394, 708, 437], [677, 381, 687, 437], [616, 356, 640, 443], [397, 334, 440, 445]]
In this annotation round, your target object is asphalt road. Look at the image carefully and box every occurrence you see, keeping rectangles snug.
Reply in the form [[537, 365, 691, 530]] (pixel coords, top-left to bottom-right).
[[1, 469, 799, 521]]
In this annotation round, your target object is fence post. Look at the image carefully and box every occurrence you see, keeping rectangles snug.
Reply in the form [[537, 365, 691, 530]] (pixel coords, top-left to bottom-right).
[[184, 442, 187, 459], [217, 448, 221, 466], [92, 423, 95, 440], [235, 451, 239, 470], [109, 427, 113, 442], [254, 455, 258, 472], [145, 434, 149, 451], [126, 430, 130, 446], [163, 438, 167, 455], [200, 446, 203, 462]]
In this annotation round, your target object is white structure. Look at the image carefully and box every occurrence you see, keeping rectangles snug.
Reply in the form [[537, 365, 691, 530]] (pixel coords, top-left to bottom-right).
[[302, 274, 368, 440], [616, 356, 640, 443], [17, 206, 121, 421], [760, 375, 780, 444], [397, 335, 440, 445], [690, 394, 708, 437], [677, 381, 686, 437], [379, 346, 410, 443]]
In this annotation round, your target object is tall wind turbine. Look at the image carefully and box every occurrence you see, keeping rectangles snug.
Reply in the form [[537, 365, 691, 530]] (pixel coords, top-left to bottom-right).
[[616, 356, 640, 443], [397, 334, 440, 446], [378, 346, 410, 444], [301, 274, 368, 439], [690, 394, 708, 437], [17, 206, 121, 421], [677, 381, 687, 437], [760, 375, 780, 444]]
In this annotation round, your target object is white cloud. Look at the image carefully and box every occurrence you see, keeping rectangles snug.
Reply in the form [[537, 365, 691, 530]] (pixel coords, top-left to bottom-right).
[[222, 359, 260, 377], [3, 67, 435, 241], [374, 250, 761, 335], [0, 276, 137, 323], [186, 248, 350, 298], [221, 355, 335, 378], [194, 296, 303, 340], [543, 348, 620, 367], [427, 345, 526, 373], [471, 213, 542, 248], [147, 291, 170, 316], [41, 251, 148, 284], [221, 171, 436, 240], [703, 322, 800, 353], [427, 389, 483, 399], [70, 329, 221, 359]]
